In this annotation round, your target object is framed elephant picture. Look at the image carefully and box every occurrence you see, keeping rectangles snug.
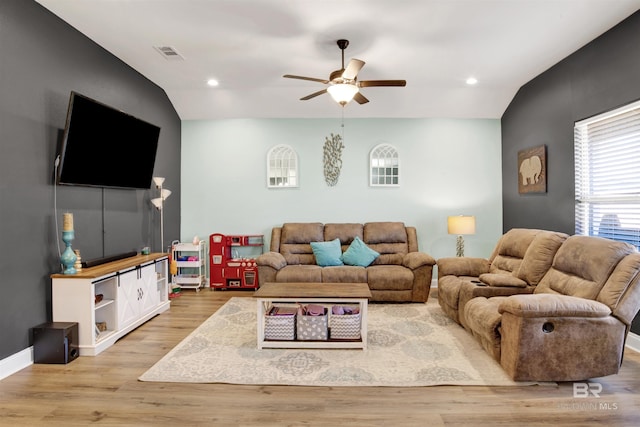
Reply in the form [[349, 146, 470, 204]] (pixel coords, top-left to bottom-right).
[[518, 144, 546, 194]]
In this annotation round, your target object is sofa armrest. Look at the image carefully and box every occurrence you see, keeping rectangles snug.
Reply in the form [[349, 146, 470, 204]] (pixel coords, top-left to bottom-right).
[[498, 294, 612, 318], [402, 252, 436, 270], [256, 251, 287, 271], [437, 257, 490, 278], [479, 273, 528, 288]]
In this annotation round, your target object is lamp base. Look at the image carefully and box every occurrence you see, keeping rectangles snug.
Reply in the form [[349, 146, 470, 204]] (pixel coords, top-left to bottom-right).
[[60, 231, 77, 274], [456, 235, 465, 257]]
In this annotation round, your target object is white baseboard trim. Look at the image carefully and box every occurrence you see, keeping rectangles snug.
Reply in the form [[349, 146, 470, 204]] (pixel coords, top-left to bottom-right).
[[626, 331, 640, 353], [0, 346, 33, 381]]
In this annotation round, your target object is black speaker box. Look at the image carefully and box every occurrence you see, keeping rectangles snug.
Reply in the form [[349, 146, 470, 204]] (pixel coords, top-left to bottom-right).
[[32, 322, 79, 364]]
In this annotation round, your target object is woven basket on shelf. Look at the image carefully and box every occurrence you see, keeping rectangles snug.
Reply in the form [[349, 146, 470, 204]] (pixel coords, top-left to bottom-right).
[[264, 312, 296, 340], [330, 311, 361, 340]]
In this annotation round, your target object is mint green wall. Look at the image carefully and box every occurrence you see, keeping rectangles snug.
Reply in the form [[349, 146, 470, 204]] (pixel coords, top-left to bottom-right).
[[181, 118, 502, 260]]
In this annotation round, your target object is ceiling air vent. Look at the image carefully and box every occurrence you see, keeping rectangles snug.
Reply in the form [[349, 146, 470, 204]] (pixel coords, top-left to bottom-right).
[[154, 46, 184, 60]]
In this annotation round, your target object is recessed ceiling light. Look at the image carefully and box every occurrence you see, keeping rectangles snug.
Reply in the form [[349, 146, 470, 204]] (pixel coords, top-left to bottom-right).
[[466, 77, 478, 85], [207, 79, 219, 87]]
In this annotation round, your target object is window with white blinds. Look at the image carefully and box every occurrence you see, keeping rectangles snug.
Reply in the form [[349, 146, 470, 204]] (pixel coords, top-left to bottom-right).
[[574, 99, 640, 248]]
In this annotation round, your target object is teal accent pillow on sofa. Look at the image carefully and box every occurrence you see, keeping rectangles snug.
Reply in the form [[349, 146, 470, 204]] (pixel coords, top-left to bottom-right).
[[310, 238, 344, 266], [341, 236, 380, 267]]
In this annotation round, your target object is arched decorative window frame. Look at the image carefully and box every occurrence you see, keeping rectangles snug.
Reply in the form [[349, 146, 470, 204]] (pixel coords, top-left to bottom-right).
[[369, 143, 400, 187], [267, 144, 299, 188]]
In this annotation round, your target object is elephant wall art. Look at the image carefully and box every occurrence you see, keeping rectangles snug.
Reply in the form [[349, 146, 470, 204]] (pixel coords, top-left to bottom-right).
[[518, 145, 546, 194]]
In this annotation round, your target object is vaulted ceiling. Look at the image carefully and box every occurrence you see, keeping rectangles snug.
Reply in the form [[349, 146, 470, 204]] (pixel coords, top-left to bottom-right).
[[36, 0, 640, 120]]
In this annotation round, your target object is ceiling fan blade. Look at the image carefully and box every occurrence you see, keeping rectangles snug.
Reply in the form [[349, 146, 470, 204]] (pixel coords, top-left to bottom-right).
[[283, 74, 330, 84], [353, 92, 369, 105], [359, 80, 407, 87], [300, 89, 327, 100], [342, 59, 365, 80]]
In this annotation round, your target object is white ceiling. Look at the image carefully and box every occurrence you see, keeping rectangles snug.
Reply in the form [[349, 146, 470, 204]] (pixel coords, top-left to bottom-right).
[[35, 0, 640, 120]]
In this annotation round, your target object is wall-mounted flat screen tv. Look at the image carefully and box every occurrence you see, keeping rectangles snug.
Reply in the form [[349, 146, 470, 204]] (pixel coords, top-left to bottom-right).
[[56, 91, 160, 189]]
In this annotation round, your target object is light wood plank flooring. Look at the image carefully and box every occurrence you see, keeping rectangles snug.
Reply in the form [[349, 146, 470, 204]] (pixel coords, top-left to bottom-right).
[[1, 289, 639, 426]]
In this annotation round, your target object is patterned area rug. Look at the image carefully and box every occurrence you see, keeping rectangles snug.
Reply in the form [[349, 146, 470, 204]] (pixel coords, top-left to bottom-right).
[[139, 297, 546, 387]]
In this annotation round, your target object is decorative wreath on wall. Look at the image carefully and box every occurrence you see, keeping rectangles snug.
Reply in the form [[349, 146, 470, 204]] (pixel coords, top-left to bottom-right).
[[323, 133, 345, 186]]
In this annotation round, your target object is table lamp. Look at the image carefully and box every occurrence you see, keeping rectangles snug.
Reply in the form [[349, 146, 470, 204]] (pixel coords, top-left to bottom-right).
[[447, 215, 476, 257]]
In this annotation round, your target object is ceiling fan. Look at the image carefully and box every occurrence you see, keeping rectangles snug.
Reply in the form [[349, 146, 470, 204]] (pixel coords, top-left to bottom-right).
[[283, 39, 406, 106]]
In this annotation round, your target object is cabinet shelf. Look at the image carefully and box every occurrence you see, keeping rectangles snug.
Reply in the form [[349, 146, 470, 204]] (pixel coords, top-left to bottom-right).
[[176, 261, 201, 268], [94, 299, 114, 310], [174, 275, 203, 284]]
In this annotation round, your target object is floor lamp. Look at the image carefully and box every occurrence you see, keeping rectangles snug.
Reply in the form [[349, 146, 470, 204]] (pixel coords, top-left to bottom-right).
[[447, 215, 476, 257], [151, 177, 171, 253]]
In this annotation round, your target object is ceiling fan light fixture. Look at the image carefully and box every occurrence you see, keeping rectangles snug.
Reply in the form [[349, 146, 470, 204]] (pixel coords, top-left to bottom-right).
[[327, 83, 359, 105]]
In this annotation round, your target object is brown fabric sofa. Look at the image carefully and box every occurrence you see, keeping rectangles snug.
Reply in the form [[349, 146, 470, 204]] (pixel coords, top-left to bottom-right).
[[437, 228, 569, 328], [439, 230, 640, 381], [256, 222, 436, 302]]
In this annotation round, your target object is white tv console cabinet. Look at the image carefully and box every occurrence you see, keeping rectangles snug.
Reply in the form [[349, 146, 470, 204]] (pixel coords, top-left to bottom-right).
[[51, 253, 170, 356]]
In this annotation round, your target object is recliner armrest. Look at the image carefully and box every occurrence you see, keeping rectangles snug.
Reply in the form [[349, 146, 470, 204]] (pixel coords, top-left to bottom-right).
[[437, 257, 490, 278], [256, 251, 287, 271], [402, 252, 436, 270], [498, 294, 611, 318]]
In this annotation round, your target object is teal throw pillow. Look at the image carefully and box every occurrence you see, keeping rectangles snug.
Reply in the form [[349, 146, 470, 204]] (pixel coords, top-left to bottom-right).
[[341, 236, 380, 267], [310, 238, 344, 266]]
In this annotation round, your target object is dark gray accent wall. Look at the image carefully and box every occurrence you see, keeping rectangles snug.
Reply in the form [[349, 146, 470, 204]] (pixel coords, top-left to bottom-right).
[[0, 0, 181, 359], [501, 10, 640, 334]]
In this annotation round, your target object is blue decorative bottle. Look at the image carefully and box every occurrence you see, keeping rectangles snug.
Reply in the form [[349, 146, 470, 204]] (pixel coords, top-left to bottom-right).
[[61, 213, 77, 274]]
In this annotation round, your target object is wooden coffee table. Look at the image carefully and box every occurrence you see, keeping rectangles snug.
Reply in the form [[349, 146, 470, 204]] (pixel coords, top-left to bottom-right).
[[253, 282, 372, 350]]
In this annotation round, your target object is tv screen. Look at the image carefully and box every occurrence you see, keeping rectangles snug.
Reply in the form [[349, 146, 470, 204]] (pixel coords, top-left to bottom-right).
[[56, 91, 160, 189]]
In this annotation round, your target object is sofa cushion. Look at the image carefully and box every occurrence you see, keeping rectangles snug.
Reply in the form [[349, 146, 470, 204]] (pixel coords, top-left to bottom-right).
[[489, 229, 541, 275], [324, 223, 363, 248], [341, 236, 380, 267], [310, 238, 344, 266], [515, 231, 568, 285], [363, 222, 408, 266], [438, 275, 470, 310], [464, 296, 506, 361], [364, 221, 407, 243], [367, 265, 414, 290], [281, 222, 324, 244], [322, 266, 367, 283], [276, 265, 322, 282], [280, 223, 324, 265], [535, 235, 636, 299], [598, 252, 640, 324]]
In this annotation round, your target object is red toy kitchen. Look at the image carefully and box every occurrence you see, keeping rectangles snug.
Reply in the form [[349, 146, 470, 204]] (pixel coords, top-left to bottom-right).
[[209, 234, 263, 290]]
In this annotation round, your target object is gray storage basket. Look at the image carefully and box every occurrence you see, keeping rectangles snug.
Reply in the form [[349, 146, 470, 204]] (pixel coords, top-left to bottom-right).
[[330, 311, 361, 340], [296, 308, 328, 341], [264, 312, 296, 340]]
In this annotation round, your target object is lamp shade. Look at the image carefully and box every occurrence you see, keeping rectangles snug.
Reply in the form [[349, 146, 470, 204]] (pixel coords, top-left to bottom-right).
[[327, 83, 359, 105], [151, 198, 163, 210], [152, 176, 165, 187], [161, 189, 172, 200], [448, 215, 476, 235]]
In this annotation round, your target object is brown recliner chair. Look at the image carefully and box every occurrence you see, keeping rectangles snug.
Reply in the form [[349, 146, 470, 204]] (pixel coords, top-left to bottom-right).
[[464, 235, 640, 381], [437, 228, 568, 328]]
